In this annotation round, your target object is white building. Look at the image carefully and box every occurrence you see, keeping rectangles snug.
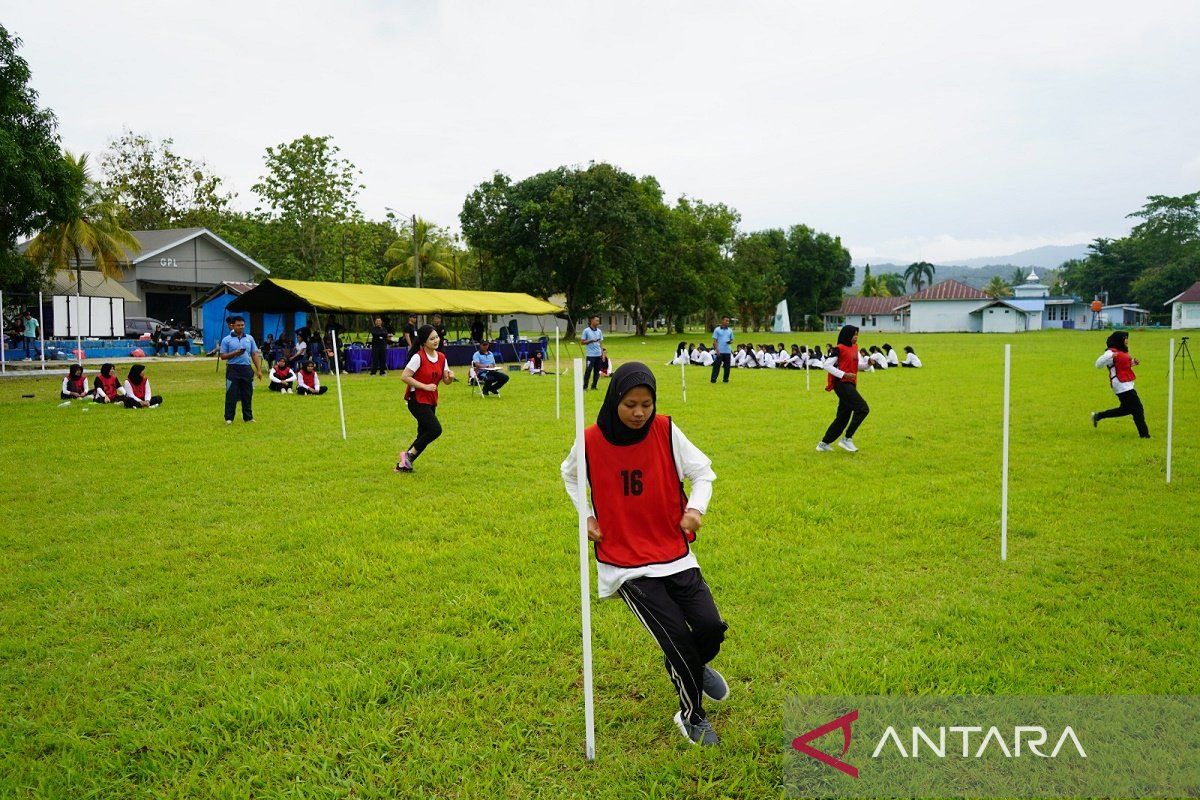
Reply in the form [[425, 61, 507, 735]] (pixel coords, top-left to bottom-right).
[[907, 279, 990, 332], [822, 296, 911, 332], [1167, 281, 1200, 329], [1100, 304, 1150, 328]]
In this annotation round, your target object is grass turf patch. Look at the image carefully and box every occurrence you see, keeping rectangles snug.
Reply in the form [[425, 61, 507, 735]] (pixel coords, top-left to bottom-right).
[[1, 330, 1196, 798]]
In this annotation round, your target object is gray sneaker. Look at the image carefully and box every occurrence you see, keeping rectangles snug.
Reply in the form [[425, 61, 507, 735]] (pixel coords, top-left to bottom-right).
[[674, 711, 719, 746], [702, 665, 729, 702], [816, 441, 833, 452]]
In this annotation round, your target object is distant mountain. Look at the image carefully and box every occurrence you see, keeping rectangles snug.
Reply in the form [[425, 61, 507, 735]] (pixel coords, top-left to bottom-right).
[[851, 243, 1092, 290]]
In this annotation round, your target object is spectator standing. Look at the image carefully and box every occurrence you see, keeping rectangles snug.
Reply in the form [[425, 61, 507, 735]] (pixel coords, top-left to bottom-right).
[[470, 315, 485, 343], [430, 313, 448, 349], [710, 316, 734, 383], [220, 315, 262, 424], [21, 310, 38, 360], [581, 315, 604, 390], [402, 313, 419, 349], [369, 316, 392, 375]]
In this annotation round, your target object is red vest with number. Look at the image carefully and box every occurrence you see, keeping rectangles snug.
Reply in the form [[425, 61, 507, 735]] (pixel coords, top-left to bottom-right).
[[1108, 348, 1136, 384], [825, 343, 859, 391], [96, 374, 119, 398], [127, 379, 148, 401], [405, 349, 445, 405], [584, 415, 690, 569]]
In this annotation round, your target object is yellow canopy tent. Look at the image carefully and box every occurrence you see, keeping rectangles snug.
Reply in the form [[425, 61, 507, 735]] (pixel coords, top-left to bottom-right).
[[227, 278, 563, 316]]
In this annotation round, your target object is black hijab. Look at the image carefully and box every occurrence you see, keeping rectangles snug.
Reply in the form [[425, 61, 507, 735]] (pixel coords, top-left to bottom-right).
[[837, 324, 858, 347], [596, 361, 657, 446], [127, 364, 145, 385], [100, 363, 114, 377], [1106, 331, 1129, 352]]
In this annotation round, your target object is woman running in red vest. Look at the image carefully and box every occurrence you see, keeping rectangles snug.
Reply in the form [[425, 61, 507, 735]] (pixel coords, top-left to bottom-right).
[[396, 325, 455, 472], [818, 324, 870, 452], [1092, 331, 1150, 438], [560, 362, 729, 747]]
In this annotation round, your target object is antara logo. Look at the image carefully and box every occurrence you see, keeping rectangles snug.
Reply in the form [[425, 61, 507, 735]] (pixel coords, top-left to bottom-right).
[[792, 710, 1088, 778]]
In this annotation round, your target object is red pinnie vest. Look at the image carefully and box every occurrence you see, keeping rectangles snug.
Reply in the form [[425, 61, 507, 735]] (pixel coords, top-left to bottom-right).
[[1107, 348, 1136, 384], [298, 370, 318, 391], [127, 379, 148, 401], [95, 373, 119, 398], [65, 374, 87, 393], [405, 349, 446, 405], [825, 344, 859, 391], [585, 415, 691, 569]]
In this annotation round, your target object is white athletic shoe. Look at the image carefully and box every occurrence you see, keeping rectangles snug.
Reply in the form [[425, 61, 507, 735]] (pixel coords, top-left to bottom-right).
[[837, 437, 858, 453], [816, 441, 833, 452]]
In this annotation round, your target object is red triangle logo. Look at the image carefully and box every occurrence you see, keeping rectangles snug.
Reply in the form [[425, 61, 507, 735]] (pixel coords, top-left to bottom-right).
[[791, 709, 859, 778]]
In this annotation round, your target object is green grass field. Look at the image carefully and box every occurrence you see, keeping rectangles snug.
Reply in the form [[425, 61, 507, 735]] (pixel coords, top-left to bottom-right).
[[1, 330, 1196, 799]]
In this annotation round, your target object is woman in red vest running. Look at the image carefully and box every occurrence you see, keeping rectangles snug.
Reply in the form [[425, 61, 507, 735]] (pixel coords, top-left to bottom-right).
[[818, 324, 870, 452], [561, 362, 729, 747], [396, 325, 455, 472], [1092, 331, 1149, 438]]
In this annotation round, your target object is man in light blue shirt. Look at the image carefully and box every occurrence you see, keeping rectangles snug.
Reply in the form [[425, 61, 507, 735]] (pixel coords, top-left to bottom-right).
[[581, 315, 604, 390], [711, 315, 734, 384], [471, 341, 509, 396], [219, 315, 262, 423]]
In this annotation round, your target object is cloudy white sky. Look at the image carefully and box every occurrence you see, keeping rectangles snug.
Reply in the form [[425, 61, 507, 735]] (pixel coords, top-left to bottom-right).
[[7, 0, 1200, 262]]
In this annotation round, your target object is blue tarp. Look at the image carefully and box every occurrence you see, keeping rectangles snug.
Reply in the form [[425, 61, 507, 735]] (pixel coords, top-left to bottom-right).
[[201, 292, 306, 350]]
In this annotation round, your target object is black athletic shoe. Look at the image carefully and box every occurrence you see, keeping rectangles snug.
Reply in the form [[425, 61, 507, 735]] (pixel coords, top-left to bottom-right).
[[702, 666, 730, 702]]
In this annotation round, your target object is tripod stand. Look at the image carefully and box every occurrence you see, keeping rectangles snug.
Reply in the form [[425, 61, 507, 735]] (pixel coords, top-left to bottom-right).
[[1171, 336, 1197, 378]]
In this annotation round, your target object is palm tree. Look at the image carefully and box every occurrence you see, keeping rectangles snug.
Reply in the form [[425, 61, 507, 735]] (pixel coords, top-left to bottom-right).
[[879, 272, 907, 296], [859, 265, 882, 297], [904, 261, 936, 292], [983, 275, 1013, 299], [25, 152, 140, 364], [384, 217, 452, 287]]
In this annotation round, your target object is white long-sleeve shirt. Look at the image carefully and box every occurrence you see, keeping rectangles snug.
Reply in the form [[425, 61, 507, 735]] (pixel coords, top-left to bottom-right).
[[561, 420, 716, 598], [902, 352, 922, 368], [298, 371, 321, 392], [270, 370, 296, 386], [123, 379, 152, 402], [870, 352, 889, 370], [1095, 350, 1134, 393], [697, 350, 714, 366], [886, 350, 900, 367]]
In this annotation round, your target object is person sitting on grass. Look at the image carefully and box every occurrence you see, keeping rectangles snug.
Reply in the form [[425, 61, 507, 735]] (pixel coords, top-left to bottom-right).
[[269, 359, 297, 393], [598, 347, 614, 378], [900, 346, 922, 368], [669, 341, 689, 366], [525, 350, 546, 375], [93, 363, 124, 404], [883, 343, 899, 367], [471, 341, 509, 396], [60, 364, 93, 400], [296, 361, 328, 395], [858, 347, 873, 372], [122, 364, 162, 409], [868, 346, 889, 370]]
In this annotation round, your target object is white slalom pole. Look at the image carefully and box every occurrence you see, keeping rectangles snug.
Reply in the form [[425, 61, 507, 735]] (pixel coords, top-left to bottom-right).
[[1001, 344, 1011, 561], [1167, 338, 1175, 484], [806, 361, 811, 391], [555, 325, 561, 420], [331, 330, 347, 441], [573, 358, 596, 761], [38, 291, 47, 372], [681, 360, 687, 403], [0, 290, 6, 373]]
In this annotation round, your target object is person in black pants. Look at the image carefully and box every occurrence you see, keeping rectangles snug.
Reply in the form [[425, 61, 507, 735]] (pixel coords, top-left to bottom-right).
[[220, 316, 262, 424], [395, 325, 456, 472], [580, 315, 604, 390], [710, 315, 734, 383], [818, 324, 869, 453], [369, 316, 391, 375], [1093, 331, 1150, 438]]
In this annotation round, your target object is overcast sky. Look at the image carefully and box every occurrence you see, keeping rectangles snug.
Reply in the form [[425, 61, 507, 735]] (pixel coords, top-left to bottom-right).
[[8, 0, 1200, 263]]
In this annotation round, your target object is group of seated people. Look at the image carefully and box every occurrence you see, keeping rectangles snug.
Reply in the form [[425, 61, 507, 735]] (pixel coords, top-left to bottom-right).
[[59, 363, 164, 408], [150, 326, 194, 356], [261, 332, 335, 373], [267, 359, 330, 395], [669, 341, 923, 370]]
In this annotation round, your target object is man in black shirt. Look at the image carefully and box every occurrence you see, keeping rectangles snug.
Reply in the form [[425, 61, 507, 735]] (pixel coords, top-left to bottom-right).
[[402, 313, 418, 349], [369, 316, 391, 375], [470, 314, 485, 343], [431, 313, 448, 350]]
